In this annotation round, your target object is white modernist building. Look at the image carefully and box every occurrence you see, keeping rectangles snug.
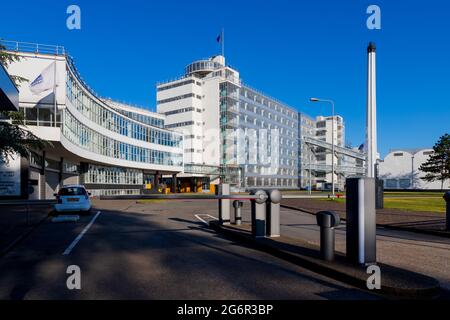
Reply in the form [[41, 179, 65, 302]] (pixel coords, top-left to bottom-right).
[[379, 149, 449, 190], [2, 41, 183, 199], [313, 115, 346, 190], [157, 55, 365, 192], [157, 55, 302, 191], [1, 40, 366, 198]]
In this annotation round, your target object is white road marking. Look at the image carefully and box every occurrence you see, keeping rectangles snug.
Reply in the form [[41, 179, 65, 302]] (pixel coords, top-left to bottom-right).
[[194, 214, 218, 225], [63, 211, 101, 256]]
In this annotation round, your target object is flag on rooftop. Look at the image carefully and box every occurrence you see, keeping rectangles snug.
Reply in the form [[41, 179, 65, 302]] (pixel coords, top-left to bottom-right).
[[29, 61, 56, 95]]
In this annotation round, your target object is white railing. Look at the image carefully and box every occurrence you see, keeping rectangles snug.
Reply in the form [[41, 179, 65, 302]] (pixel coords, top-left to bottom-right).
[[0, 40, 65, 56], [303, 136, 366, 160], [304, 163, 366, 175]]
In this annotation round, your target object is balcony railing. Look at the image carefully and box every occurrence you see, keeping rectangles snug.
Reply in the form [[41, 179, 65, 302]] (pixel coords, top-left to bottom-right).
[[1, 40, 65, 56]]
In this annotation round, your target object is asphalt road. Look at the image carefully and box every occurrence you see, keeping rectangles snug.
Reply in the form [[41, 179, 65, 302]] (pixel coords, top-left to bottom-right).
[[0, 199, 378, 300]]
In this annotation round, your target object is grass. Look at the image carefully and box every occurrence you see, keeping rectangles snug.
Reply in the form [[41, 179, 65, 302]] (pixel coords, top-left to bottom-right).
[[384, 191, 446, 197], [383, 197, 445, 213], [321, 196, 446, 213]]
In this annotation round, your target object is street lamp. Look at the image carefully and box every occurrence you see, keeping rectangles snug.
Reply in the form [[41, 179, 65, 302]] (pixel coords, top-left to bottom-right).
[[310, 97, 336, 197]]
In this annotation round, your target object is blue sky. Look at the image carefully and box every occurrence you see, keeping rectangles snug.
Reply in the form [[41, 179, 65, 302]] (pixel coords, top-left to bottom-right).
[[1, 0, 449, 156]]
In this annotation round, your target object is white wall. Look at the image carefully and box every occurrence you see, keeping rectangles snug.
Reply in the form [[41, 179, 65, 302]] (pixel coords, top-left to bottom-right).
[[5, 52, 66, 109], [379, 149, 449, 190]]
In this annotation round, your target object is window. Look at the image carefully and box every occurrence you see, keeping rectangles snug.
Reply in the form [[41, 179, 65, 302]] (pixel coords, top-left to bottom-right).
[[157, 79, 195, 92], [157, 93, 196, 105], [62, 110, 183, 167], [58, 187, 87, 196], [66, 71, 181, 148]]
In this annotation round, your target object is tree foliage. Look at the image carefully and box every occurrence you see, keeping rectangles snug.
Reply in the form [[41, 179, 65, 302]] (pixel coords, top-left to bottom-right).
[[419, 133, 450, 190], [0, 40, 47, 163]]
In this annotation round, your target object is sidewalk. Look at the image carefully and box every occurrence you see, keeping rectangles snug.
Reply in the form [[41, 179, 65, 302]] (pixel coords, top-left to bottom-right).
[[0, 202, 53, 256], [282, 198, 448, 236]]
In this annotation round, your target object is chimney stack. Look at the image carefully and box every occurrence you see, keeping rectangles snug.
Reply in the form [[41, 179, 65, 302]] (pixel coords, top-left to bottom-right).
[[366, 42, 378, 178]]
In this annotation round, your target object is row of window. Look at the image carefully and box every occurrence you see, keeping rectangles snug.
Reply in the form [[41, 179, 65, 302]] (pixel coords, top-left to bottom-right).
[[164, 107, 201, 116], [84, 164, 143, 185], [245, 165, 298, 176], [240, 101, 297, 128], [241, 88, 298, 119], [66, 71, 182, 148], [157, 93, 201, 105], [245, 177, 298, 188], [112, 108, 164, 128], [88, 189, 141, 197], [239, 115, 297, 139], [62, 110, 183, 167], [184, 149, 203, 153], [186, 60, 222, 75], [166, 121, 195, 129], [157, 79, 199, 92]]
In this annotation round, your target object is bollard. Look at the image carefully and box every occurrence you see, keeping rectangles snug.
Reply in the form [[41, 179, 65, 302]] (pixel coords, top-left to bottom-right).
[[316, 211, 340, 261], [444, 191, 450, 231], [216, 184, 231, 225], [375, 179, 384, 209], [266, 190, 281, 237], [346, 177, 377, 265], [250, 190, 268, 238], [232, 200, 243, 226]]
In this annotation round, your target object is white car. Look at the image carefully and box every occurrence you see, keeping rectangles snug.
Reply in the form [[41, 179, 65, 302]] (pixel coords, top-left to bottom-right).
[[54, 185, 92, 213]]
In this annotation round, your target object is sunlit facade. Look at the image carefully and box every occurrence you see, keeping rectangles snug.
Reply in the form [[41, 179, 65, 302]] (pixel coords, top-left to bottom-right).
[[2, 40, 183, 199]]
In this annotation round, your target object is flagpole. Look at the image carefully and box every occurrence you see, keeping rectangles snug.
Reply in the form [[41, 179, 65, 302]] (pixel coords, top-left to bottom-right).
[[222, 28, 225, 57], [53, 59, 57, 127]]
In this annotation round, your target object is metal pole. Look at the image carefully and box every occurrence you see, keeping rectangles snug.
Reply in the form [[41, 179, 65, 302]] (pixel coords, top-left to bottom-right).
[[308, 155, 312, 196], [316, 211, 340, 262], [331, 100, 335, 197], [222, 28, 225, 57], [444, 192, 450, 231], [411, 154, 414, 189], [266, 190, 281, 237], [53, 59, 57, 127], [320, 226, 335, 261], [250, 190, 267, 238], [366, 42, 378, 179]]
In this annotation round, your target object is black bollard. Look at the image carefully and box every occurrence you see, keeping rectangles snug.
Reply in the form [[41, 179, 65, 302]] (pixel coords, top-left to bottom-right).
[[444, 191, 450, 231], [316, 211, 341, 261]]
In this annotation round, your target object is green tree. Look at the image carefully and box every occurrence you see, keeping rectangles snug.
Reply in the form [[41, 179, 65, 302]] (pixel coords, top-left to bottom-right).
[[0, 41, 46, 162], [419, 134, 450, 190]]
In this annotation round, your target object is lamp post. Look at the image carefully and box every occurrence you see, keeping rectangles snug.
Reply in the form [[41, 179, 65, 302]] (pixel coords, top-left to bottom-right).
[[310, 98, 336, 197]]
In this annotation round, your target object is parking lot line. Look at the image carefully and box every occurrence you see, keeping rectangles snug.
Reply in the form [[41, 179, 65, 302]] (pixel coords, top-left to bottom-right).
[[194, 214, 218, 226], [63, 211, 101, 256]]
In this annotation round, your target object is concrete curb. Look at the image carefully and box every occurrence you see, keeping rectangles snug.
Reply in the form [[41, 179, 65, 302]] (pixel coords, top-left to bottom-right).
[[281, 204, 450, 239], [210, 221, 441, 300]]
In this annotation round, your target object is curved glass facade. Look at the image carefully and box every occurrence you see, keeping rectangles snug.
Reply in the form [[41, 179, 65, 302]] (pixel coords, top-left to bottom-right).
[[111, 108, 164, 128], [62, 110, 183, 167], [185, 60, 222, 75], [66, 70, 182, 148]]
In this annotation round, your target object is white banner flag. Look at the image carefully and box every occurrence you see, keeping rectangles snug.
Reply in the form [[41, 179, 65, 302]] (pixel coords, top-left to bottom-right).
[[29, 62, 56, 95]]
